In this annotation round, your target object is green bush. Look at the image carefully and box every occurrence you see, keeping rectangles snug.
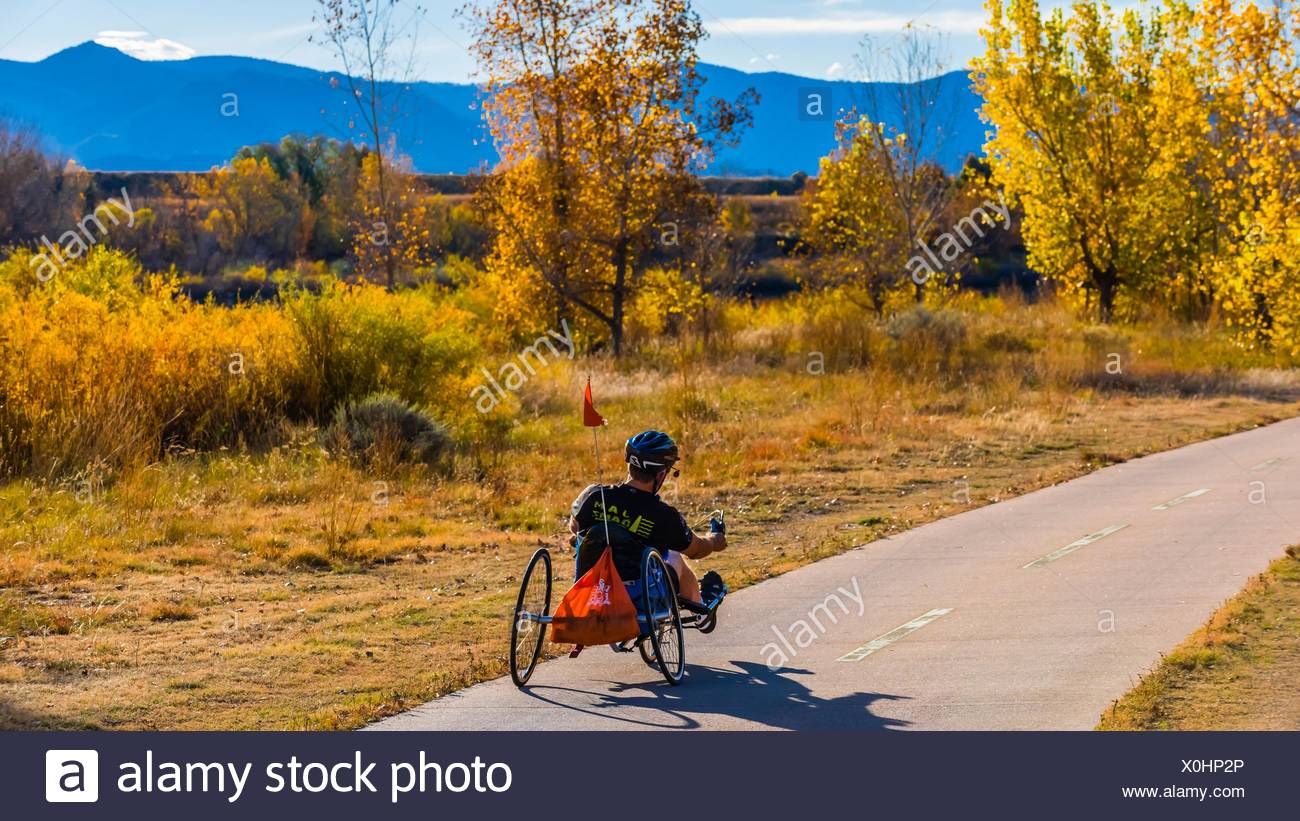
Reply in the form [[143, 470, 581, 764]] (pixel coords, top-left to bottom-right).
[[284, 280, 480, 423], [328, 394, 452, 468]]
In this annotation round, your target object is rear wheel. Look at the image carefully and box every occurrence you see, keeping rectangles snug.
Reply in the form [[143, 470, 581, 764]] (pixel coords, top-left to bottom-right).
[[641, 550, 685, 685], [509, 548, 551, 687]]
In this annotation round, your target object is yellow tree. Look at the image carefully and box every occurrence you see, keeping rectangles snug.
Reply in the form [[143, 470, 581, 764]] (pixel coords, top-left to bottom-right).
[[351, 152, 436, 281], [190, 156, 307, 263], [854, 26, 964, 303], [1142, 1, 1224, 320], [465, 0, 755, 354], [802, 117, 913, 315], [972, 0, 1194, 321], [1198, 0, 1300, 354]]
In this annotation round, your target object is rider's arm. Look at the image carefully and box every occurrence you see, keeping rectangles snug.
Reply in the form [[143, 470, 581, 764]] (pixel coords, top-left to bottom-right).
[[683, 530, 725, 559]]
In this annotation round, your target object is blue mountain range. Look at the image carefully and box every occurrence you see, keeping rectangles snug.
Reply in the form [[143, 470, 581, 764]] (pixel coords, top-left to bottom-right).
[[0, 41, 987, 175]]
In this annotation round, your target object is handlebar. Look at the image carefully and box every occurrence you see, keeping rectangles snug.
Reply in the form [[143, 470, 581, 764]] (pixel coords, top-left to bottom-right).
[[709, 509, 725, 535]]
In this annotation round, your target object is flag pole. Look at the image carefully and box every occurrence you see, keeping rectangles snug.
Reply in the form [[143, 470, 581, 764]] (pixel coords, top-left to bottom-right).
[[589, 377, 613, 549]]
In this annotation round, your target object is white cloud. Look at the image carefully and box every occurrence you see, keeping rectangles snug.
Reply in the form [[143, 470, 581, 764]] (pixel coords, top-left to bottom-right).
[[826, 61, 845, 79], [94, 31, 197, 60], [706, 11, 988, 36]]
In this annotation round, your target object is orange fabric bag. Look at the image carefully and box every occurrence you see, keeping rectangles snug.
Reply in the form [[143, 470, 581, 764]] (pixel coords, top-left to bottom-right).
[[549, 547, 640, 646]]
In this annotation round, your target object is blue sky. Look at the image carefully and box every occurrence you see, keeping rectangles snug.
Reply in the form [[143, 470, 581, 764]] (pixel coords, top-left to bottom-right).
[[1, 0, 991, 81]]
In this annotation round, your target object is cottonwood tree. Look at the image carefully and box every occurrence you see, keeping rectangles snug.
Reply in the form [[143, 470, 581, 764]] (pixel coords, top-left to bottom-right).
[[314, 0, 425, 288], [802, 117, 913, 315], [236, 136, 368, 260], [972, 0, 1194, 322], [852, 26, 962, 303], [189, 156, 308, 263], [1196, 0, 1300, 353], [464, 0, 755, 355]]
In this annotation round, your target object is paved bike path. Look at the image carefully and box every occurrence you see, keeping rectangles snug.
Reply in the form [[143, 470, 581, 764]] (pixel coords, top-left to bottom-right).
[[370, 417, 1300, 730]]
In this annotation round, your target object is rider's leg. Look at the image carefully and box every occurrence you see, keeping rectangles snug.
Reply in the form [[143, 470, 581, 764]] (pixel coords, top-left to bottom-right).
[[664, 551, 701, 603]]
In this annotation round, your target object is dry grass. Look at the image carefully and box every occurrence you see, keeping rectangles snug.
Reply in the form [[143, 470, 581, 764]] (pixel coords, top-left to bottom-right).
[[1098, 545, 1300, 730], [4, 287, 1300, 729], [1, 346, 1296, 729]]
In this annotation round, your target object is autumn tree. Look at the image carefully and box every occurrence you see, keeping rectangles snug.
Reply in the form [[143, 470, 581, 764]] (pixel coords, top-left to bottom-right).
[[189, 156, 308, 264], [718, 198, 754, 276], [1196, 0, 1300, 353], [464, 0, 755, 354], [351, 152, 439, 278], [802, 117, 913, 315], [314, 0, 426, 288], [972, 0, 1196, 321], [236, 135, 367, 260], [0, 120, 87, 247], [853, 27, 963, 302]]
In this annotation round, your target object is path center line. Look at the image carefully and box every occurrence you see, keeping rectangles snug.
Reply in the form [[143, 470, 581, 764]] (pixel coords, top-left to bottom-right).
[[1023, 524, 1128, 569], [1250, 458, 1284, 471], [836, 607, 953, 662], [1152, 487, 1211, 510]]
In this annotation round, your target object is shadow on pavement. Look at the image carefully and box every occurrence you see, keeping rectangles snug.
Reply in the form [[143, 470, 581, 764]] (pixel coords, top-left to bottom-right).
[[524, 660, 908, 730]]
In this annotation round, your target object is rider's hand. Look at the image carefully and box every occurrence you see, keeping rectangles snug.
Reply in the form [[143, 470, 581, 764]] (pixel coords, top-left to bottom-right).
[[708, 532, 727, 553]]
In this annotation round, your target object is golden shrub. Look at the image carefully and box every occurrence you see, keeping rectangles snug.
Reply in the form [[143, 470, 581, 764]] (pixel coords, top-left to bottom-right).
[[0, 248, 483, 479]]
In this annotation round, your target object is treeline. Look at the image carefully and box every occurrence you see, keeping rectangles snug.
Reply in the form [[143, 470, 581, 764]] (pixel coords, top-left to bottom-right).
[[2, 0, 1297, 358], [0, 125, 827, 300], [976, 0, 1300, 352]]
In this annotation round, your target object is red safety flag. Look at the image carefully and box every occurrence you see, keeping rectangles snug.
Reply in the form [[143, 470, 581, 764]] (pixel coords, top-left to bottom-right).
[[582, 379, 606, 427]]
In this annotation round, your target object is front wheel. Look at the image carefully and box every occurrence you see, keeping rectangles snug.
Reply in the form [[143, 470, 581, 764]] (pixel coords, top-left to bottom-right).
[[509, 548, 552, 687], [641, 549, 685, 685]]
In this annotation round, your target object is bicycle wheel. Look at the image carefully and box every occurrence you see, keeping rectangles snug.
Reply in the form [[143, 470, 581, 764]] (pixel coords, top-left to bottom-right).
[[641, 550, 685, 685], [509, 548, 552, 687]]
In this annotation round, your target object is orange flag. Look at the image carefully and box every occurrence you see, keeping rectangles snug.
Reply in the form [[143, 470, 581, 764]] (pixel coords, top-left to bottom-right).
[[582, 379, 606, 427]]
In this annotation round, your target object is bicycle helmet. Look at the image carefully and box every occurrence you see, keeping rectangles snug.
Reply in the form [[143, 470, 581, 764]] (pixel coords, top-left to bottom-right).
[[625, 430, 679, 471]]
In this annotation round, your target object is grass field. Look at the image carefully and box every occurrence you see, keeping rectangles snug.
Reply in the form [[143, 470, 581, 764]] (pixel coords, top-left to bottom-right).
[[3, 323, 1297, 728], [1098, 544, 1300, 730]]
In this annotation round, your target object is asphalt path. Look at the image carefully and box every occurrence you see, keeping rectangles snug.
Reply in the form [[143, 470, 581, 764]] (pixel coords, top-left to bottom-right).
[[371, 417, 1300, 730]]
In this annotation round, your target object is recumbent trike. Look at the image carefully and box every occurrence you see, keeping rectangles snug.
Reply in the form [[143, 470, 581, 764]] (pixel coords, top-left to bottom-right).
[[508, 513, 728, 687]]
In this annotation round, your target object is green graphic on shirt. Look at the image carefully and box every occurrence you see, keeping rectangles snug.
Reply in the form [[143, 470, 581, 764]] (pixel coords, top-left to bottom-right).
[[593, 501, 655, 539]]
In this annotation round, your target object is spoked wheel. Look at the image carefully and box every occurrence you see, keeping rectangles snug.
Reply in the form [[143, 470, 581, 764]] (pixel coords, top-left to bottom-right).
[[641, 550, 685, 685], [509, 548, 552, 687]]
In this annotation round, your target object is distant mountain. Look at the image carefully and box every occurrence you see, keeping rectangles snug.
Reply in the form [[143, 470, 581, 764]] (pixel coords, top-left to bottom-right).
[[0, 42, 986, 175]]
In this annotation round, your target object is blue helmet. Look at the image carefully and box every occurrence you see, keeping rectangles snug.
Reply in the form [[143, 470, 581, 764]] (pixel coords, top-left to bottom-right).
[[625, 430, 679, 471]]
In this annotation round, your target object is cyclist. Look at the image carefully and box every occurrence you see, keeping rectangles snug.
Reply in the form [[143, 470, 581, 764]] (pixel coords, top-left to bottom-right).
[[568, 430, 726, 603]]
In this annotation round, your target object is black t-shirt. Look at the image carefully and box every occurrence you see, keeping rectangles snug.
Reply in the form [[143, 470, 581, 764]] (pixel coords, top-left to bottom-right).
[[571, 484, 694, 579]]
